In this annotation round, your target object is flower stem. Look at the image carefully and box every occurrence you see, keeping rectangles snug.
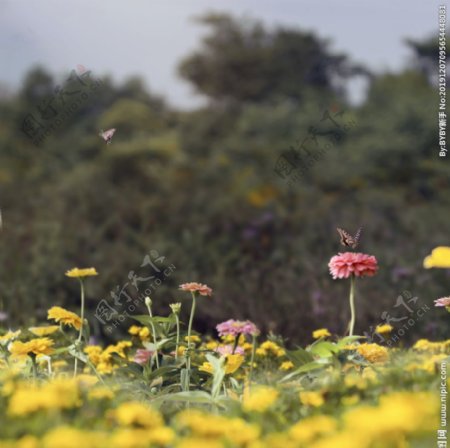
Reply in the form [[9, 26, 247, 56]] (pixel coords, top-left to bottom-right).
[[348, 274, 356, 337], [185, 292, 197, 388], [73, 279, 85, 377], [145, 298, 160, 370], [174, 313, 180, 361], [248, 335, 257, 390]]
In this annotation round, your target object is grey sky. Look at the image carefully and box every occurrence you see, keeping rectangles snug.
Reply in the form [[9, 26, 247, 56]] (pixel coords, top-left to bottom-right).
[[0, 0, 445, 108]]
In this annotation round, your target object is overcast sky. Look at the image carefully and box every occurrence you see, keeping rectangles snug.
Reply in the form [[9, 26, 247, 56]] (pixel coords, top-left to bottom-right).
[[0, 0, 445, 108]]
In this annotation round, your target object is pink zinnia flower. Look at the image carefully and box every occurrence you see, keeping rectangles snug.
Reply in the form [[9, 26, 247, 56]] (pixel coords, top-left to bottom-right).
[[179, 282, 213, 296], [328, 252, 378, 280], [216, 319, 260, 337], [215, 344, 245, 356], [434, 296, 450, 307], [133, 349, 153, 365]]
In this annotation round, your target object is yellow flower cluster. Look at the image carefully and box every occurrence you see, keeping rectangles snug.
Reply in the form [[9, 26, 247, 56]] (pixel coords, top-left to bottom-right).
[[345, 343, 389, 363], [84, 341, 132, 374], [65, 267, 99, 278], [176, 409, 260, 445], [256, 340, 285, 357], [128, 325, 151, 342], [243, 386, 279, 412], [413, 338, 450, 354], [8, 378, 81, 416]]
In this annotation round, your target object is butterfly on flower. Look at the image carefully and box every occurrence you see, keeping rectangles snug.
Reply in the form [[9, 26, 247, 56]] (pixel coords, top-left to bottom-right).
[[337, 227, 362, 249], [99, 128, 116, 144]]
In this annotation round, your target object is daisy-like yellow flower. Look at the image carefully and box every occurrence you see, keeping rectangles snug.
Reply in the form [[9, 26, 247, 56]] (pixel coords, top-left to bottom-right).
[[0, 329, 21, 346], [65, 267, 98, 278], [375, 324, 393, 335], [356, 343, 389, 364], [185, 335, 201, 344], [9, 338, 54, 358], [312, 328, 331, 339], [47, 306, 82, 330], [28, 325, 59, 337]]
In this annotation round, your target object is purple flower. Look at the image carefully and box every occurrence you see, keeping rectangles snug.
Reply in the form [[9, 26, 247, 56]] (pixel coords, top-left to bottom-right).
[[216, 319, 260, 337], [133, 349, 153, 365]]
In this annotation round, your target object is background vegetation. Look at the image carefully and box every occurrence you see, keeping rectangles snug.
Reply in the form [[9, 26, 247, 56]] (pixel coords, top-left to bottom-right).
[[0, 13, 448, 344]]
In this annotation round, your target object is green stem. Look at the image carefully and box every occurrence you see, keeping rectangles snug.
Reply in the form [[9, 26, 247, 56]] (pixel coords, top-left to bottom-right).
[[145, 299, 160, 370], [174, 314, 180, 361], [248, 335, 257, 390], [232, 333, 241, 355], [185, 292, 197, 388], [74, 279, 85, 377], [348, 274, 356, 337]]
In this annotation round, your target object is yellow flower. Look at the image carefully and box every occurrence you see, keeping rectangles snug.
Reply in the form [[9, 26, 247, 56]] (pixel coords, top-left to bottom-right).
[[424, 246, 450, 268], [375, 324, 393, 335], [279, 361, 294, 371], [299, 391, 325, 407], [290, 415, 337, 443], [341, 394, 360, 406], [42, 426, 106, 448], [257, 340, 285, 357], [199, 354, 244, 375], [8, 378, 80, 415], [0, 329, 21, 346], [128, 325, 151, 341], [111, 427, 175, 448], [243, 386, 279, 412], [312, 328, 331, 339], [28, 325, 59, 337], [88, 387, 114, 401], [48, 306, 82, 330], [185, 335, 201, 344], [356, 343, 389, 363], [9, 337, 54, 358], [112, 402, 163, 428], [65, 267, 99, 278]]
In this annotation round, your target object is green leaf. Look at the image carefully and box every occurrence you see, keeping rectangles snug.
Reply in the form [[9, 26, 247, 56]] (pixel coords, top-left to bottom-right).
[[308, 341, 338, 358], [159, 390, 213, 404], [285, 347, 315, 367], [68, 344, 89, 363], [281, 361, 325, 382], [336, 335, 365, 349]]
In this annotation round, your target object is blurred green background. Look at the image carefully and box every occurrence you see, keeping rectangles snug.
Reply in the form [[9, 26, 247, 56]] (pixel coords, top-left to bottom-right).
[[0, 14, 449, 344]]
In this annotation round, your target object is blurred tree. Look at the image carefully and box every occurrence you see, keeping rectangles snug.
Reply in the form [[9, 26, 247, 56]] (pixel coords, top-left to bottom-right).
[[179, 13, 366, 104]]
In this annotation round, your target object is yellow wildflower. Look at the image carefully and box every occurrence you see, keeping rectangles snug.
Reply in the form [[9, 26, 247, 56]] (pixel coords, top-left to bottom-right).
[[199, 354, 244, 375], [279, 360, 294, 371], [290, 415, 337, 443], [0, 329, 21, 346], [257, 340, 285, 357], [28, 325, 59, 337], [9, 337, 54, 358], [8, 378, 80, 415], [312, 328, 331, 339], [42, 426, 106, 448], [423, 246, 450, 268], [375, 324, 393, 335], [65, 267, 98, 278], [299, 390, 325, 407], [185, 335, 201, 344], [112, 401, 163, 428], [243, 386, 279, 412], [356, 343, 389, 363], [48, 306, 82, 330], [88, 387, 114, 401]]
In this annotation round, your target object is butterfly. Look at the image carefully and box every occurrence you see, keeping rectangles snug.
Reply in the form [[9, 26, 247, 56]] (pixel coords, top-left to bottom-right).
[[99, 128, 116, 144], [337, 227, 362, 249]]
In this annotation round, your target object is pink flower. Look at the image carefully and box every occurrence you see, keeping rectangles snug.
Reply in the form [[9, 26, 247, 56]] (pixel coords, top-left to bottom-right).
[[216, 319, 260, 337], [179, 282, 213, 296], [133, 349, 153, 365], [434, 296, 450, 307], [328, 252, 378, 280], [215, 345, 245, 356]]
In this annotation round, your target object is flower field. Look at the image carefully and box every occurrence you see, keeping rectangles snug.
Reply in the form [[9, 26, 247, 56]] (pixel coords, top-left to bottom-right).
[[0, 251, 449, 448]]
